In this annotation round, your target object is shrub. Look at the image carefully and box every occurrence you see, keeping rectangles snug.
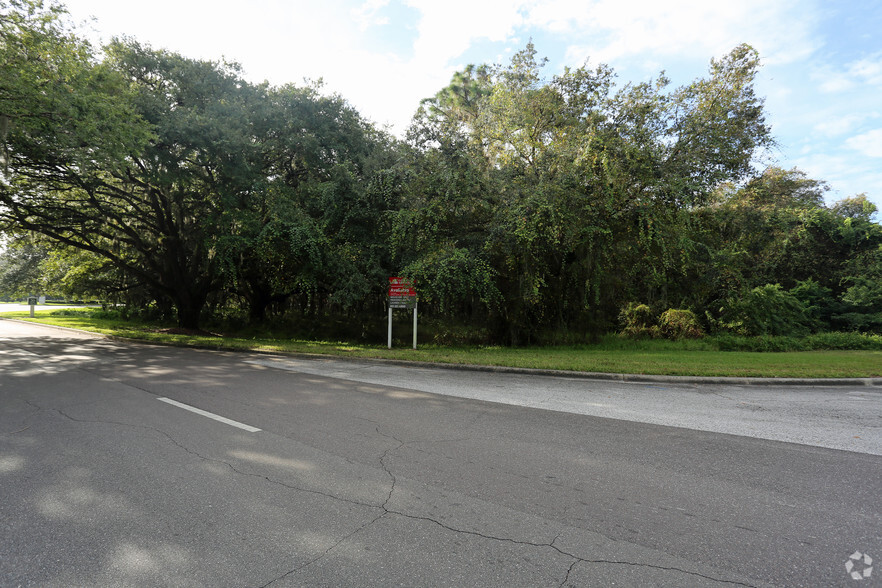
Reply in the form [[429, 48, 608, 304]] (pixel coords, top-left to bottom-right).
[[712, 334, 807, 352], [88, 309, 123, 320], [619, 303, 657, 338], [429, 323, 492, 345], [832, 311, 882, 333], [717, 284, 814, 336], [49, 309, 93, 317], [789, 279, 838, 329], [49, 308, 123, 320], [711, 331, 882, 351], [807, 331, 882, 350], [658, 309, 704, 340]]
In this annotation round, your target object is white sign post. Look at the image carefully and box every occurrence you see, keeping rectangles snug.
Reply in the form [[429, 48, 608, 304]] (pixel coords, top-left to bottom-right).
[[27, 296, 37, 317]]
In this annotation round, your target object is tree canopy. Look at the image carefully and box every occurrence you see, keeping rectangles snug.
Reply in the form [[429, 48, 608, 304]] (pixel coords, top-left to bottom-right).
[[1, 1, 879, 341], [1, 2, 396, 327]]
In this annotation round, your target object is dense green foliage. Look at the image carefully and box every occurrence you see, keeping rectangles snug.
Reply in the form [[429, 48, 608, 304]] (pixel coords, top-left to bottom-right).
[[1, 1, 397, 327], [1, 1, 880, 343]]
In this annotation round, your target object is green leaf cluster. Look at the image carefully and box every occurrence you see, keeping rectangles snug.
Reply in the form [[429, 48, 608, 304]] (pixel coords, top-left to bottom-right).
[[2, 4, 879, 343]]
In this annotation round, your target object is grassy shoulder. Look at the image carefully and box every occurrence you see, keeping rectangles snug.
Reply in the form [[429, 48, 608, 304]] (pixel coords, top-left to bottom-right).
[[3, 310, 881, 378]]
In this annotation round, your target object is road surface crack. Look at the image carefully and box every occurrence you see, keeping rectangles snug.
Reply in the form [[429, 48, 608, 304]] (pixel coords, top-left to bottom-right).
[[249, 427, 405, 587], [1, 400, 43, 435], [560, 557, 759, 587], [559, 559, 578, 587], [255, 512, 388, 588], [364, 426, 756, 588], [373, 426, 406, 509], [50, 407, 385, 510], [378, 506, 757, 586], [48, 403, 757, 588]]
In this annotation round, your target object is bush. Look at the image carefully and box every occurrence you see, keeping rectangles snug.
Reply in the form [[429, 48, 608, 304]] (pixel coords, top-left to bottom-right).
[[49, 309, 93, 317], [717, 284, 814, 336], [807, 331, 882, 350], [619, 303, 657, 338], [658, 309, 704, 340], [711, 331, 882, 351], [88, 309, 123, 320], [832, 311, 882, 333], [712, 334, 807, 352], [428, 323, 492, 345], [789, 279, 839, 328], [49, 308, 123, 320]]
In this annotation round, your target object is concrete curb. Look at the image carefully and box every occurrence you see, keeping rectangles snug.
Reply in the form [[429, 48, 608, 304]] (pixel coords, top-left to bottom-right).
[[301, 355, 882, 387], [3, 317, 881, 387]]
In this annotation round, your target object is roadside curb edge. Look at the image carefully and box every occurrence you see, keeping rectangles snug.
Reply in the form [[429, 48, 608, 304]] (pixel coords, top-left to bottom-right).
[[2, 317, 880, 387]]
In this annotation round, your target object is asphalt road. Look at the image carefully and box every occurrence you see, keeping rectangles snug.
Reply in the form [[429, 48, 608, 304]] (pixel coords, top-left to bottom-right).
[[1, 319, 880, 587], [0, 304, 101, 313], [245, 356, 882, 456]]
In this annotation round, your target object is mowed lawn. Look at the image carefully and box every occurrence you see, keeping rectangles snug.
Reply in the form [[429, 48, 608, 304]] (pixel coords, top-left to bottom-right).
[[2, 310, 881, 379]]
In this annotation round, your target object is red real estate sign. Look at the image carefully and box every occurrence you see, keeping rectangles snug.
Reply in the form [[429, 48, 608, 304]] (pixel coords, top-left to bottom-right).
[[387, 277, 419, 349], [388, 277, 416, 298], [388, 277, 417, 309]]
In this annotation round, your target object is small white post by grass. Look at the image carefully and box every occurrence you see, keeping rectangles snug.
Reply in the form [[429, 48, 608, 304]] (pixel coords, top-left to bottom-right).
[[388, 302, 418, 350], [27, 296, 37, 318]]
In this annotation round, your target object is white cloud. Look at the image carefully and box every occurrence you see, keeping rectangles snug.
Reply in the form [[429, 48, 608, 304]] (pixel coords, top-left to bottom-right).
[[814, 52, 882, 94], [61, 0, 829, 136], [404, 0, 528, 70], [813, 114, 866, 137], [337, 0, 532, 130], [352, 0, 392, 30], [846, 129, 882, 158], [531, 0, 818, 70], [848, 52, 882, 85], [816, 71, 856, 93], [791, 151, 880, 203], [64, 0, 446, 131]]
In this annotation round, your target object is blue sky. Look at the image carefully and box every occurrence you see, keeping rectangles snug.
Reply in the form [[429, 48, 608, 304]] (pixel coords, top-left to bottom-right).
[[62, 0, 882, 210]]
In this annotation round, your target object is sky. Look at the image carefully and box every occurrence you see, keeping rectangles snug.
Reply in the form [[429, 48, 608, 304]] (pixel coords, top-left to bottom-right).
[[60, 0, 882, 210]]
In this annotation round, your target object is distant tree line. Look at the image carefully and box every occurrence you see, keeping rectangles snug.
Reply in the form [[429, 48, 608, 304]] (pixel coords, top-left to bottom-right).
[[2, 0, 880, 343]]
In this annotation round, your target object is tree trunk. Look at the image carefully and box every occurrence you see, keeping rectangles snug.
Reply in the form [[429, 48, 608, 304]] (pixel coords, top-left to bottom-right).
[[174, 290, 207, 330], [247, 288, 269, 323]]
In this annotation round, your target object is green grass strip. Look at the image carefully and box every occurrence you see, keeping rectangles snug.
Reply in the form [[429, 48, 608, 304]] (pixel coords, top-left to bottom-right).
[[3, 310, 881, 378]]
